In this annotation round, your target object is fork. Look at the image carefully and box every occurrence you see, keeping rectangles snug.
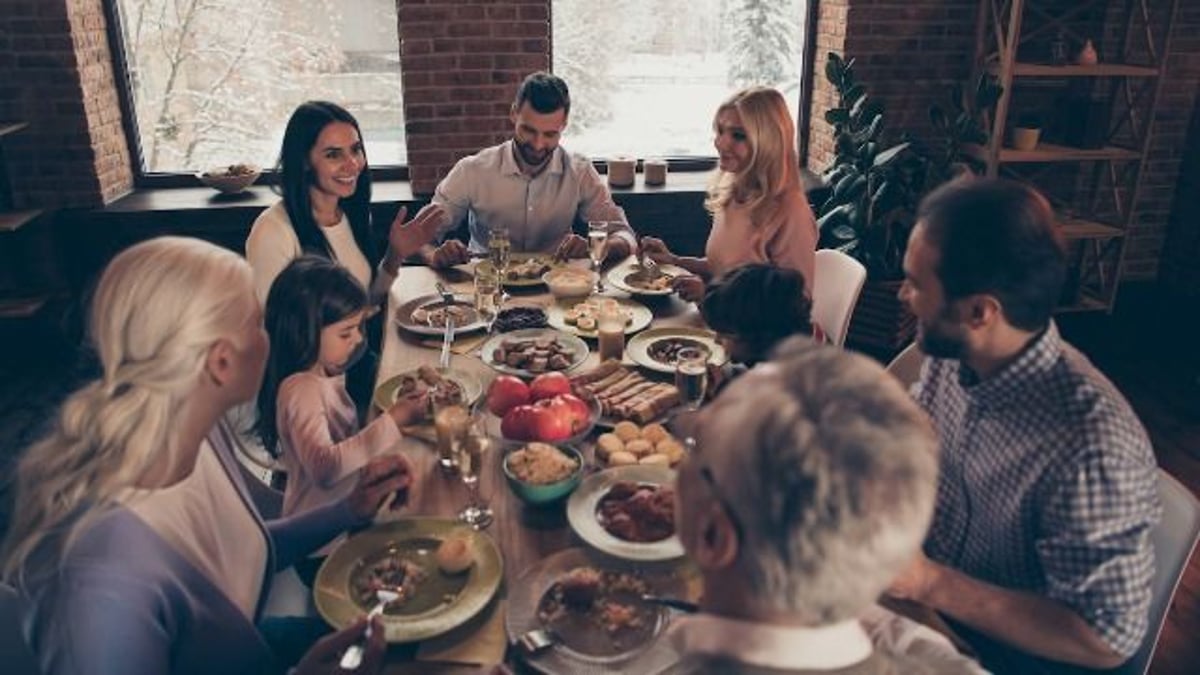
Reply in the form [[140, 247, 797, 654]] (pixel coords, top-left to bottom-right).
[[635, 237, 659, 277], [339, 588, 401, 670]]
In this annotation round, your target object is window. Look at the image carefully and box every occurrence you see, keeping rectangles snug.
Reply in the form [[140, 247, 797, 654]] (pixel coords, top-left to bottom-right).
[[552, 0, 809, 160], [111, 0, 404, 176]]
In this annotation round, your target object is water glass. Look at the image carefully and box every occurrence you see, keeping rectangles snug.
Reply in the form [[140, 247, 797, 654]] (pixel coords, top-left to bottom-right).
[[456, 429, 493, 529], [587, 220, 608, 293], [674, 347, 709, 411], [433, 404, 470, 474]]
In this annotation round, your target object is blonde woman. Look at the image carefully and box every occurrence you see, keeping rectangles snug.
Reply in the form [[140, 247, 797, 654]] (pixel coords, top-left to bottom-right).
[[642, 86, 817, 302], [1, 237, 410, 675]]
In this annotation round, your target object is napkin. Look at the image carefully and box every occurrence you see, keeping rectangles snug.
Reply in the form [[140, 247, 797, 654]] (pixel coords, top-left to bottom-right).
[[414, 598, 507, 666]]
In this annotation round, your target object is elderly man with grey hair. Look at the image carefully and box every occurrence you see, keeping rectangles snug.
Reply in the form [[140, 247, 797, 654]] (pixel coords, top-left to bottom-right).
[[664, 338, 985, 674]]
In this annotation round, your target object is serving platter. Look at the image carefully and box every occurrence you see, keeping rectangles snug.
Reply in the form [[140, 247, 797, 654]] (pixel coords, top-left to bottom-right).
[[478, 328, 590, 379], [500, 253, 566, 288], [545, 296, 653, 339]]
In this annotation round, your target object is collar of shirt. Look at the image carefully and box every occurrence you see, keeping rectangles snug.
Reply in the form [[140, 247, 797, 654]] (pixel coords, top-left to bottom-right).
[[956, 320, 1062, 409], [498, 139, 565, 178], [668, 613, 874, 670]]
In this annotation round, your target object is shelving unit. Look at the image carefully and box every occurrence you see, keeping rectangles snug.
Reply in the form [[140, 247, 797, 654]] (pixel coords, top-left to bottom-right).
[[0, 122, 55, 320], [972, 0, 1178, 312]]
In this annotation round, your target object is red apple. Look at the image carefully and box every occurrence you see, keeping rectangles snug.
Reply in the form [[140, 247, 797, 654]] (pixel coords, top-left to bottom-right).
[[487, 375, 530, 417], [529, 372, 571, 402], [529, 399, 574, 442], [554, 393, 592, 434], [501, 404, 540, 441]]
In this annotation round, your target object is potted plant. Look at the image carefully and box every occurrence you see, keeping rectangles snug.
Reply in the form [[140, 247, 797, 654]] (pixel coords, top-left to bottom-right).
[[1011, 113, 1043, 151]]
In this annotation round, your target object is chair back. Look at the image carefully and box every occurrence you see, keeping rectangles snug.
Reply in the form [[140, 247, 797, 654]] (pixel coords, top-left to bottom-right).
[[812, 249, 867, 347], [885, 341, 925, 390], [1114, 470, 1200, 675], [0, 582, 38, 675]]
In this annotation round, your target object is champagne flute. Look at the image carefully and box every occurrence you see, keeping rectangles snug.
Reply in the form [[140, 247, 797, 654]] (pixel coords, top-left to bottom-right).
[[587, 220, 608, 294], [674, 347, 709, 411], [473, 264, 500, 327], [487, 224, 511, 305], [456, 429, 493, 529]]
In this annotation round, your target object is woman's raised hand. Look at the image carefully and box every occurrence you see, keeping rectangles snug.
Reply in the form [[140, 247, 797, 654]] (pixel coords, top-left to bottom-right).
[[639, 236, 676, 265], [387, 203, 446, 262]]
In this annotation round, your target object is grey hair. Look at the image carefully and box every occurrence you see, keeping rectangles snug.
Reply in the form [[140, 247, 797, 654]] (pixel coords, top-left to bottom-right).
[[712, 337, 938, 623]]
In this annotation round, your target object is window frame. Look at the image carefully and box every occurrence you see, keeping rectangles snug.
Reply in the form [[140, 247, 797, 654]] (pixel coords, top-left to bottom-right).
[[101, 0, 409, 188]]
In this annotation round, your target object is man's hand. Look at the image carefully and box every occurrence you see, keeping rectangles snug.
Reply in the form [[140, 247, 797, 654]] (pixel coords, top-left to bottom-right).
[[672, 274, 706, 303], [429, 240, 471, 269], [639, 236, 676, 265], [886, 551, 940, 604], [386, 204, 445, 267], [292, 615, 385, 675], [347, 454, 414, 521], [603, 236, 632, 262], [555, 233, 589, 260]]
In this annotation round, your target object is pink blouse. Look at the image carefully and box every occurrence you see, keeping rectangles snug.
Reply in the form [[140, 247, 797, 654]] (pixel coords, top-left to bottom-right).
[[705, 189, 818, 287]]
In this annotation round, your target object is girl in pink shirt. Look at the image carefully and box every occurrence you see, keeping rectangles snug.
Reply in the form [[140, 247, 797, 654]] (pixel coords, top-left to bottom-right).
[[643, 87, 817, 302], [256, 257, 426, 525]]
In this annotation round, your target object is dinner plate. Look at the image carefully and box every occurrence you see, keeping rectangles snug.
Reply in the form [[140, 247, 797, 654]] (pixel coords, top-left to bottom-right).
[[501, 252, 565, 288], [625, 327, 728, 375], [478, 328, 590, 379], [545, 297, 653, 339], [394, 293, 490, 336], [567, 465, 683, 562], [507, 547, 696, 674], [605, 260, 689, 296], [314, 518, 503, 643], [372, 368, 484, 413]]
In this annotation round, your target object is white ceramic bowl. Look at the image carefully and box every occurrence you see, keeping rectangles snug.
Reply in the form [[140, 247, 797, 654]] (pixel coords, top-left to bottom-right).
[[542, 268, 595, 299], [198, 164, 261, 194]]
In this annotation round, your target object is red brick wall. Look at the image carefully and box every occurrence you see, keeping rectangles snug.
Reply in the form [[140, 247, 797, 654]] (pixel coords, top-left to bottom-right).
[[398, 0, 549, 194], [0, 0, 131, 209]]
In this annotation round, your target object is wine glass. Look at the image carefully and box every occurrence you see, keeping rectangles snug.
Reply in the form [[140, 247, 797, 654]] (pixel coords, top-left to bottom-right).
[[674, 347, 709, 411], [456, 427, 493, 529], [487, 224, 511, 305], [433, 403, 469, 475], [473, 263, 500, 327], [587, 220, 608, 294]]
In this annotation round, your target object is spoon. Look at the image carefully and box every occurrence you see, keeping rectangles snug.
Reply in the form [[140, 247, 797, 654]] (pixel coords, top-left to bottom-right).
[[339, 588, 401, 670], [640, 594, 699, 613]]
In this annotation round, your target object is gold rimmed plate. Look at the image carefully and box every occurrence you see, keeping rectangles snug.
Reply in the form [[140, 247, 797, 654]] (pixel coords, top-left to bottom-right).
[[314, 518, 503, 643]]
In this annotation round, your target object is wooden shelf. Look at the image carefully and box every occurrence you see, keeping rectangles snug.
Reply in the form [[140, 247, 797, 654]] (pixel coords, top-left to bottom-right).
[[966, 143, 1141, 164], [1056, 293, 1109, 314], [1060, 218, 1124, 240], [0, 122, 29, 139], [987, 62, 1159, 78], [0, 295, 50, 319], [0, 209, 43, 232]]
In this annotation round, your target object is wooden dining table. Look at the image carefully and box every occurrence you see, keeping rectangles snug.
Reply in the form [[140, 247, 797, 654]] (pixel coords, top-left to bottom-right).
[[370, 258, 704, 673]]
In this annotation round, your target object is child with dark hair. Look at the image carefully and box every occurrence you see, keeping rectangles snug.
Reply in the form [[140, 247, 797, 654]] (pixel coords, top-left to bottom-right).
[[701, 263, 816, 368]]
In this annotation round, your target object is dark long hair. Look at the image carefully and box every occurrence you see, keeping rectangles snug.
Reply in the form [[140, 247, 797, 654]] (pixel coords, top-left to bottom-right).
[[701, 263, 813, 365], [276, 101, 378, 265], [256, 256, 369, 455]]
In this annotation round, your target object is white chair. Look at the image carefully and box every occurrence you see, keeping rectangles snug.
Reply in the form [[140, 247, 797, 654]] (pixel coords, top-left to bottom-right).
[[1114, 470, 1200, 675], [0, 582, 37, 675], [812, 249, 867, 347], [885, 341, 925, 390]]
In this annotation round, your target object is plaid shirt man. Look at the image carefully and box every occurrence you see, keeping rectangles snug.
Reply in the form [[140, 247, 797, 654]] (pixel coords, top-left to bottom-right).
[[915, 322, 1160, 670]]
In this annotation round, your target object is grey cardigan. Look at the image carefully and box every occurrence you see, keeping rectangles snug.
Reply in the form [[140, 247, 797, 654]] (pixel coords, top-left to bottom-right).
[[18, 422, 364, 675]]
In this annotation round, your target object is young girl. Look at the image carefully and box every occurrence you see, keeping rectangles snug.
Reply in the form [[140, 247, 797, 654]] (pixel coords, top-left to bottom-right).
[[256, 256, 426, 529]]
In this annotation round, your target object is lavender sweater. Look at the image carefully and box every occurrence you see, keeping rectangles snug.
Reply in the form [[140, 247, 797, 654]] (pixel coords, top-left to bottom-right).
[[18, 422, 364, 675]]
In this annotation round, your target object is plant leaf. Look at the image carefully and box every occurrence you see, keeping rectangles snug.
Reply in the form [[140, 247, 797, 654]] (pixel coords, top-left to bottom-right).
[[872, 142, 910, 168], [825, 108, 850, 125]]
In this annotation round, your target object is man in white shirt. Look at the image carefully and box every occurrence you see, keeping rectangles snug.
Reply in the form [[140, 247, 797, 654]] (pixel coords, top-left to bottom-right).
[[421, 71, 635, 268], [665, 339, 984, 675]]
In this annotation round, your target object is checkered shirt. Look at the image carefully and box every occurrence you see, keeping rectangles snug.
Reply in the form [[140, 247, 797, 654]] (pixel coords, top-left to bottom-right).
[[914, 322, 1161, 659]]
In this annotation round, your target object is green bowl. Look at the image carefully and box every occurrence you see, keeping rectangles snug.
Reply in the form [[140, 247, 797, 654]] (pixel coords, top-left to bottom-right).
[[502, 444, 585, 505]]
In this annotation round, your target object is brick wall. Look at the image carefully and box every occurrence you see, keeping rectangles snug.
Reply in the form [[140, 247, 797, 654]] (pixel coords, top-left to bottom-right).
[[1160, 86, 1200, 295], [0, 0, 131, 209], [398, 0, 549, 194]]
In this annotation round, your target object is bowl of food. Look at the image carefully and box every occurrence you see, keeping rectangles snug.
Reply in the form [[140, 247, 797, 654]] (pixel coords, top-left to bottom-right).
[[502, 442, 585, 505], [543, 267, 596, 299], [476, 373, 601, 447], [198, 163, 261, 194]]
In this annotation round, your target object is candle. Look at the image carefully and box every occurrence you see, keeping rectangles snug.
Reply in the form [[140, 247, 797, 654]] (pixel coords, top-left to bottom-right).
[[607, 155, 635, 188], [643, 158, 667, 186]]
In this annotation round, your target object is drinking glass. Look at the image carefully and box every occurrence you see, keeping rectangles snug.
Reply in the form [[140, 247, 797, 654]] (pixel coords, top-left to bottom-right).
[[587, 220, 608, 293], [456, 428, 493, 529], [473, 264, 501, 324], [674, 347, 709, 411], [433, 404, 470, 475], [487, 224, 511, 276]]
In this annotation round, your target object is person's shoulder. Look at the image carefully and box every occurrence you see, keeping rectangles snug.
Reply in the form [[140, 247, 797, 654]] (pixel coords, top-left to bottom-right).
[[247, 201, 296, 244], [278, 371, 330, 401], [454, 142, 509, 169], [1046, 341, 1151, 452]]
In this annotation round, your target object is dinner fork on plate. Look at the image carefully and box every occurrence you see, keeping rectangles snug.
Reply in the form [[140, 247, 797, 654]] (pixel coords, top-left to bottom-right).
[[339, 588, 400, 670]]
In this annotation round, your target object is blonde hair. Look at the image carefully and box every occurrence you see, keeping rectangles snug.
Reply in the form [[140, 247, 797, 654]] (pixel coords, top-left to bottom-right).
[[705, 86, 803, 232], [1, 237, 256, 583]]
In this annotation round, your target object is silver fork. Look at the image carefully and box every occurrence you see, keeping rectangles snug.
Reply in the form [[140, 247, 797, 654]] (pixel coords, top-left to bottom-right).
[[339, 588, 400, 670]]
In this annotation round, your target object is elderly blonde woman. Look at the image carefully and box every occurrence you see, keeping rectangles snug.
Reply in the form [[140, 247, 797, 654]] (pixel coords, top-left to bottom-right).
[[664, 339, 985, 674], [642, 86, 818, 302], [1, 237, 411, 675]]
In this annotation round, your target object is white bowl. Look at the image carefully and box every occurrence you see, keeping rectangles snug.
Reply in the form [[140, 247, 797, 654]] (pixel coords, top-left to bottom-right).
[[198, 164, 261, 194], [542, 268, 595, 299]]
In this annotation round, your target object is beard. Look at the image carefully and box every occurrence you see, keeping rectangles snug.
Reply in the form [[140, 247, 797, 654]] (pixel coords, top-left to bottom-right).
[[515, 138, 551, 167], [916, 309, 969, 360]]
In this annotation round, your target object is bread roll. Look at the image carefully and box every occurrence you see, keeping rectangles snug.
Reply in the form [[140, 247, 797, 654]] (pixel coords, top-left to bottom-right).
[[596, 433, 624, 460], [641, 423, 670, 444], [436, 535, 474, 575], [613, 421, 641, 443], [639, 453, 671, 467], [625, 439, 654, 457], [608, 450, 638, 466]]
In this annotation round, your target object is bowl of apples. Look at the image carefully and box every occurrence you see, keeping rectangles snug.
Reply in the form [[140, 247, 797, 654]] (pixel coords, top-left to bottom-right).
[[476, 372, 599, 447]]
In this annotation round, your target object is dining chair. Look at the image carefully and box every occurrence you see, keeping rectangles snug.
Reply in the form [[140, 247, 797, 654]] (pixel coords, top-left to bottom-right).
[[1113, 470, 1200, 675], [812, 249, 867, 347], [885, 341, 925, 390], [0, 582, 37, 674]]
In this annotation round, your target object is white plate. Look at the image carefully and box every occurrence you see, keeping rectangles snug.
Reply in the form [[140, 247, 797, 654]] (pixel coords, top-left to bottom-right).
[[624, 327, 728, 375], [606, 261, 689, 296], [545, 296, 653, 339], [372, 368, 484, 412], [478, 328, 590, 379], [501, 253, 565, 288], [394, 293, 490, 336], [567, 465, 683, 562]]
